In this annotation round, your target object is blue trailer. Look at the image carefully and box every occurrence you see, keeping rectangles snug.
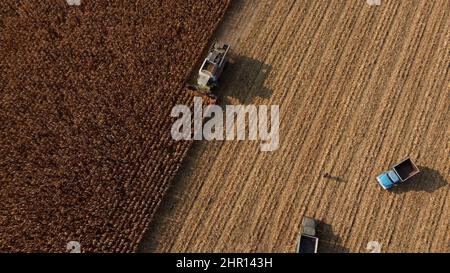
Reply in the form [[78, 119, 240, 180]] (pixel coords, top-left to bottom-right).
[[377, 157, 420, 190]]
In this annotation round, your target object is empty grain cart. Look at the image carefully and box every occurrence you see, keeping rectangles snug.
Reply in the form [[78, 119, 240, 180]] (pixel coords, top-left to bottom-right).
[[296, 217, 319, 253]]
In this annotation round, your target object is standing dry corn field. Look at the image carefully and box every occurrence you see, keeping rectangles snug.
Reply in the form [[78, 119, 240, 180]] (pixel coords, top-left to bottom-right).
[[0, 0, 229, 252], [142, 0, 449, 253]]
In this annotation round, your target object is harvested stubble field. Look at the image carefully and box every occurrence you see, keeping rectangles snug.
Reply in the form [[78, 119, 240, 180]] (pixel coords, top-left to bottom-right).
[[0, 0, 229, 252], [141, 0, 450, 252]]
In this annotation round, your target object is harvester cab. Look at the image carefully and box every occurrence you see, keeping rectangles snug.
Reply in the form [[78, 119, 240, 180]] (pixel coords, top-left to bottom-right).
[[197, 42, 230, 92]]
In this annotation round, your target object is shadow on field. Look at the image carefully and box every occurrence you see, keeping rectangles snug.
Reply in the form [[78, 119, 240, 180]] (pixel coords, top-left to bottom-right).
[[317, 222, 349, 253], [392, 166, 448, 194], [218, 54, 273, 105], [322, 172, 347, 183]]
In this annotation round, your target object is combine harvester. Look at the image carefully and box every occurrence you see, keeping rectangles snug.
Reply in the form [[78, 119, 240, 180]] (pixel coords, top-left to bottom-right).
[[376, 157, 420, 190], [197, 42, 230, 91], [187, 42, 230, 104]]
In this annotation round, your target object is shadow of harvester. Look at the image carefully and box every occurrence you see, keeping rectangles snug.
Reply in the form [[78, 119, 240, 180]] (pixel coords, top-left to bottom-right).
[[392, 166, 448, 194], [218, 54, 273, 105]]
